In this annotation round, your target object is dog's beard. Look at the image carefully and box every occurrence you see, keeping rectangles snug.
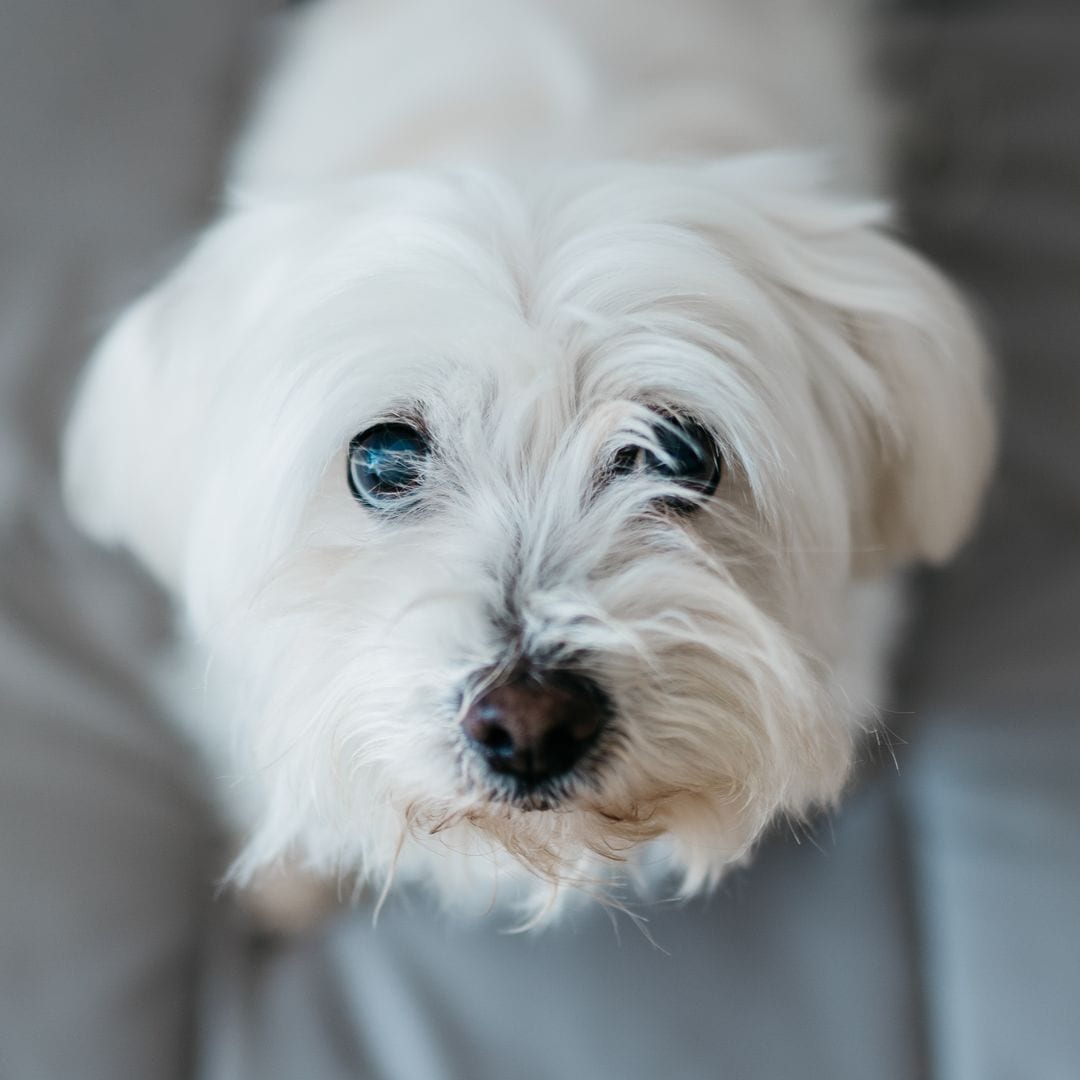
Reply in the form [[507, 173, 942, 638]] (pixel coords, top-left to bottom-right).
[[219, 462, 851, 919]]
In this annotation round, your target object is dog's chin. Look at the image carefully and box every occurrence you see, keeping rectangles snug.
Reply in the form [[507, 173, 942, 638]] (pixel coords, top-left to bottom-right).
[[229, 705, 849, 925], [221, 566, 853, 921], [464, 775, 591, 816], [378, 778, 784, 920]]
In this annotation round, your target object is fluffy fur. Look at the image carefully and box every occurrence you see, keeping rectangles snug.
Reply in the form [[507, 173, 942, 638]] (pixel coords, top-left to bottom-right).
[[63, 0, 995, 921]]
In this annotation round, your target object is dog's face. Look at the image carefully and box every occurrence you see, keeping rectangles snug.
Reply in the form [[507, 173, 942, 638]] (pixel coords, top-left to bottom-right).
[[64, 158, 993, 912]]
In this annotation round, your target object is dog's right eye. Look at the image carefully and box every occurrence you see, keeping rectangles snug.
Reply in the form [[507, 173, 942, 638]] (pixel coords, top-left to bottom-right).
[[612, 413, 722, 509], [347, 423, 430, 509]]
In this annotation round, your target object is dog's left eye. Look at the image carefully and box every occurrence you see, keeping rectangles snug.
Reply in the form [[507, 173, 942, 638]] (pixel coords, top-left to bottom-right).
[[347, 423, 430, 508], [613, 414, 722, 504]]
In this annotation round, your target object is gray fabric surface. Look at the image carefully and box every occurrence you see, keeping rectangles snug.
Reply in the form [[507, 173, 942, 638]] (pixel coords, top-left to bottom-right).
[[902, 708, 1080, 1080], [1, 3, 1077, 1079], [0, 5, 264, 1079], [199, 777, 924, 1080], [885, 9, 1080, 1077]]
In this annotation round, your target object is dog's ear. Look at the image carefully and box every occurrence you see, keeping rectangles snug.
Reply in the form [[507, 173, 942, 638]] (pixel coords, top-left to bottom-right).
[[63, 283, 194, 587], [836, 232, 997, 570], [720, 163, 997, 571], [63, 209, 303, 596]]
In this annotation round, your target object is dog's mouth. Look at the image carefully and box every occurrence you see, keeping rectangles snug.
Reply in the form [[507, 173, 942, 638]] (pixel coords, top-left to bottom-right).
[[466, 762, 607, 813]]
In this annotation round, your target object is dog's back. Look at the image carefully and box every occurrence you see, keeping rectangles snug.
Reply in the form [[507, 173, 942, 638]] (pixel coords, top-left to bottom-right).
[[234, 0, 879, 191]]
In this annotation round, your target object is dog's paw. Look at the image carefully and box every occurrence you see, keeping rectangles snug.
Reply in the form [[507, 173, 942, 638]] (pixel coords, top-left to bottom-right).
[[238, 864, 343, 936]]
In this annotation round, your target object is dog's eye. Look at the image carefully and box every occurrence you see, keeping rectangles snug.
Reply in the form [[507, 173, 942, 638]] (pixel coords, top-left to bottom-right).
[[347, 423, 430, 508], [613, 414, 721, 505]]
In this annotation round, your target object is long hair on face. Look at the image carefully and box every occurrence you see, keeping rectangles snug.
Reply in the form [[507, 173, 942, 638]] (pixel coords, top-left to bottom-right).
[[63, 158, 993, 918]]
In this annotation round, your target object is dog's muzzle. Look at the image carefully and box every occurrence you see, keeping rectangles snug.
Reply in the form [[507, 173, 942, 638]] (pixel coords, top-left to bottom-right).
[[461, 669, 611, 792]]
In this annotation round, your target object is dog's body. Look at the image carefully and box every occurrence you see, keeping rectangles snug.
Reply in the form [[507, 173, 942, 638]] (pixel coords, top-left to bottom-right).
[[233, 0, 877, 188], [63, 0, 994, 921]]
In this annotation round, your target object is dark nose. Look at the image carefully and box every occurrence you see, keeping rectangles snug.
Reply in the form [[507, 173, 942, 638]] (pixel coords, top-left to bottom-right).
[[461, 671, 610, 785]]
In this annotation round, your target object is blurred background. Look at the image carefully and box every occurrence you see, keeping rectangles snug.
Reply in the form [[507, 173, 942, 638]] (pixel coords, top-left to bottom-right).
[[1, 2, 1077, 1078]]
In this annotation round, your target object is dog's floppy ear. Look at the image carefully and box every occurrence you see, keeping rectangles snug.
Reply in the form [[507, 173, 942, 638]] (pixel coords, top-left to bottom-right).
[[836, 231, 997, 569], [63, 208, 303, 594], [722, 162, 996, 570], [63, 284, 195, 587]]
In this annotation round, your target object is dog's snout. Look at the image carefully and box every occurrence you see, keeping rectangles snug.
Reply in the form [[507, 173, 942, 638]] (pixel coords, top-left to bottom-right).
[[462, 671, 609, 786]]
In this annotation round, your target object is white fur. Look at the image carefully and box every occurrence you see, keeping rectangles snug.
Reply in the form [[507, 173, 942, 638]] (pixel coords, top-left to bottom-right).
[[63, 0, 995, 921]]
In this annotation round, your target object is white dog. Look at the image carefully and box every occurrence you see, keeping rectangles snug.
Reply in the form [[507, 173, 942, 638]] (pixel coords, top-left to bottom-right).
[[63, 0, 995, 922]]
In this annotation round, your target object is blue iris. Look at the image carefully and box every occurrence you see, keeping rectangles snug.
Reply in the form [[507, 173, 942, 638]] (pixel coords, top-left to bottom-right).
[[347, 422, 430, 508], [613, 413, 721, 507]]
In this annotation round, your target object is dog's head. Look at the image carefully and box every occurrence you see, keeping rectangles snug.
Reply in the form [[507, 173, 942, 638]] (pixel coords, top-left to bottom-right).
[[64, 157, 994, 913]]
